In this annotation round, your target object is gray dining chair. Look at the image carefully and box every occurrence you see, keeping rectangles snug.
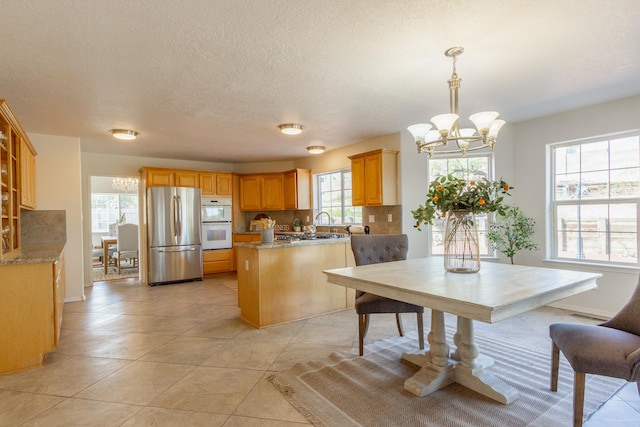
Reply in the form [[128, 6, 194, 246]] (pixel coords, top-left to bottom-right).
[[351, 234, 425, 356], [549, 275, 640, 427]]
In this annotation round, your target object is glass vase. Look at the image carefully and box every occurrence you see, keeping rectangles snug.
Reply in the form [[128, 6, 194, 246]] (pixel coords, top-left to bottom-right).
[[444, 210, 480, 273]]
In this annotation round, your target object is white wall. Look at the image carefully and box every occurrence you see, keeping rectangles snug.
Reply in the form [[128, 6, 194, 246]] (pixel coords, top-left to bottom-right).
[[29, 133, 84, 302], [512, 94, 640, 317]]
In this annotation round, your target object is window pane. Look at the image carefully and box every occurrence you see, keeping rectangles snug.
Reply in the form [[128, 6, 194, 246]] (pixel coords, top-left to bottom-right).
[[611, 167, 640, 198], [581, 141, 608, 172], [427, 155, 492, 256], [551, 134, 639, 265], [610, 136, 640, 169], [316, 169, 362, 225]]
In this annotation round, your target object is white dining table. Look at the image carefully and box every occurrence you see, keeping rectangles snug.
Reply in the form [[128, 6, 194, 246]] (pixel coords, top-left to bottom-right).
[[323, 257, 600, 404]]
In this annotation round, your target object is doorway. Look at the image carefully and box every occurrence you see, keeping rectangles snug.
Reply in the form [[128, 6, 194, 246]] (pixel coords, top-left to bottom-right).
[[90, 176, 140, 282]]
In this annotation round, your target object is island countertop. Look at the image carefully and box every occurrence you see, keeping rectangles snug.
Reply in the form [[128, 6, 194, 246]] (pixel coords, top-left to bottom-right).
[[0, 242, 65, 265], [234, 237, 350, 250]]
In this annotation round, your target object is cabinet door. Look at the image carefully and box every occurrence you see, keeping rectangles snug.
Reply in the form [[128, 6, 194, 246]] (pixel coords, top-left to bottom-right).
[[216, 173, 232, 196], [20, 139, 36, 209], [199, 173, 216, 196], [240, 175, 261, 210], [283, 171, 298, 210], [175, 171, 199, 188], [351, 156, 366, 206], [147, 169, 174, 187], [261, 174, 284, 210], [364, 152, 383, 205]]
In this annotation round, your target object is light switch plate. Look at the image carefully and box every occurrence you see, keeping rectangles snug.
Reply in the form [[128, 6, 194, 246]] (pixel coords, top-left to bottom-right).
[[369, 215, 375, 222], [388, 214, 393, 222]]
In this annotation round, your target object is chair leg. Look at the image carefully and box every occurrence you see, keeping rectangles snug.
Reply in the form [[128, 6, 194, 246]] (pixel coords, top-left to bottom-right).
[[417, 313, 424, 350], [395, 313, 405, 337], [551, 342, 560, 391], [574, 371, 586, 427], [358, 314, 369, 356]]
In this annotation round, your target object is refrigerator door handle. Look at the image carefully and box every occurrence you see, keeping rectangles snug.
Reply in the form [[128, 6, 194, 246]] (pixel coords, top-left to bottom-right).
[[173, 195, 183, 239], [156, 247, 198, 253]]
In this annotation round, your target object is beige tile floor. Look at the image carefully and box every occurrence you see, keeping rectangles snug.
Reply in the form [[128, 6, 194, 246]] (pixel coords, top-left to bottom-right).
[[0, 274, 638, 426]]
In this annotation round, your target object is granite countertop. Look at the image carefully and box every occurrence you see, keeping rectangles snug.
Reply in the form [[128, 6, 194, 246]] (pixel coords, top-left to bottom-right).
[[235, 237, 350, 250], [0, 243, 66, 265]]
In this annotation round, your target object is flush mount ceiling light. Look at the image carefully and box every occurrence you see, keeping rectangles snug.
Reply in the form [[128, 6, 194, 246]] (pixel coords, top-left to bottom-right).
[[306, 145, 325, 154], [109, 129, 139, 140], [407, 47, 505, 157], [278, 123, 304, 135]]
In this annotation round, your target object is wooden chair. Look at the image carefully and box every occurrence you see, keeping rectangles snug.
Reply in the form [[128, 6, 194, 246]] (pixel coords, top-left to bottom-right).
[[549, 275, 640, 427], [351, 234, 425, 356], [113, 224, 139, 273]]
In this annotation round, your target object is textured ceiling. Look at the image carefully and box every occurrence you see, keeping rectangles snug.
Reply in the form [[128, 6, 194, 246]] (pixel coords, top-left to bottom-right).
[[1, 0, 639, 163]]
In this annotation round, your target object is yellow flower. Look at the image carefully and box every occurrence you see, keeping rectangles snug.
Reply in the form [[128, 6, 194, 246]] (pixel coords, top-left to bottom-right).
[[478, 198, 486, 205]]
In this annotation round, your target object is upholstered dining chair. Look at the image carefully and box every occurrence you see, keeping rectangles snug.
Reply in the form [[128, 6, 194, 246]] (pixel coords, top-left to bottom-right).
[[549, 275, 640, 427], [113, 223, 139, 273], [350, 234, 425, 356]]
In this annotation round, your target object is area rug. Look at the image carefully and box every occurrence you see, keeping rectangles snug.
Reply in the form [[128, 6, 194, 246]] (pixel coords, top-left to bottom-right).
[[92, 264, 139, 282], [269, 330, 625, 427]]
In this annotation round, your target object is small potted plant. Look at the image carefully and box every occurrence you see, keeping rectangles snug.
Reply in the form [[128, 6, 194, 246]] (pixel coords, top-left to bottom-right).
[[293, 218, 302, 232]]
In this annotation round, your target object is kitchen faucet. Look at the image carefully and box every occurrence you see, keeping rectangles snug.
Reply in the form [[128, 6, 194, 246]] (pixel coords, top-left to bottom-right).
[[315, 211, 332, 226]]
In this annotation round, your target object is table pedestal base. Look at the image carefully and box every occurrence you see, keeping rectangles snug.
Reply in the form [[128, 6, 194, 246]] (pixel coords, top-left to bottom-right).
[[402, 311, 519, 404]]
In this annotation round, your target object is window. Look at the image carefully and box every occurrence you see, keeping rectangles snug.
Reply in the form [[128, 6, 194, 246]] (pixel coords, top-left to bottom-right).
[[91, 194, 139, 233], [551, 133, 639, 265], [316, 169, 362, 225], [427, 155, 493, 256]]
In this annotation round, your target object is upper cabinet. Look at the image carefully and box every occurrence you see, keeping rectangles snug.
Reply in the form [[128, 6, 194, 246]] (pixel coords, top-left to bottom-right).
[[20, 139, 36, 209], [142, 168, 199, 188], [239, 169, 312, 211], [239, 173, 285, 211], [348, 149, 398, 206], [200, 172, 232, 197], [1, 99, 37, 259], [284, 168, 311, 210]]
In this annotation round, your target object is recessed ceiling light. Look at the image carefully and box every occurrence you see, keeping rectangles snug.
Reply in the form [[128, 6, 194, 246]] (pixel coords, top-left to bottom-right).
[[109, 129, 139, 140], [278, 123, 303, 135], [307, 145, 325, 154]]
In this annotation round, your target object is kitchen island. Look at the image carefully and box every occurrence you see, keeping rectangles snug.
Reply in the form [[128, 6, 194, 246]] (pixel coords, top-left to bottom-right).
[[235, 238, 355, 328]]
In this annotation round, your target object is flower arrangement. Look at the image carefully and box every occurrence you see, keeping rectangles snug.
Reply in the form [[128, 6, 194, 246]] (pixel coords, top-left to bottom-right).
[[259, 218, 275, 230], [412, 174, 512, 230]]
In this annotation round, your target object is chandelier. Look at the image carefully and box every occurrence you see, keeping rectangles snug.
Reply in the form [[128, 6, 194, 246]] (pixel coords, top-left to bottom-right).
[[112, 177, 139, 193], [407, 47, 505, 157]]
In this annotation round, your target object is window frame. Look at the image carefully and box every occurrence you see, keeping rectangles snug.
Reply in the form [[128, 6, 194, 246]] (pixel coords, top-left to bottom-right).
[[426, 153, 496, 257], [314, 168, 362, 226], [548, 131, 640, 267]]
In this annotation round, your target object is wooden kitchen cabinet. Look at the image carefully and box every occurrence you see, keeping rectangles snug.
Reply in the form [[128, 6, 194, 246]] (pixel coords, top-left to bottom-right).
[[0, 251, 65, 374], [261, 174, 284, 210], [143, 168, 199, 188], [20, 138, 37, 209], [203, 249, 233, 274], [1, 99, 37, 260], [284, 168, 311, 210], [239, 173, 284, 211], [348, 149, 398, 206], [200, 172, 232, 197]]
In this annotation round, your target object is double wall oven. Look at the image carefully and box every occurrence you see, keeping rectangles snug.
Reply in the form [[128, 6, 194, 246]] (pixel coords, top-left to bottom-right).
[[201, 198, 232, 250]]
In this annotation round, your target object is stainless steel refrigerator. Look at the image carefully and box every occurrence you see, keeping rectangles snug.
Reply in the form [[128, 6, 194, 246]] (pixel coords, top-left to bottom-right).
[[147, 186, 203, 285]]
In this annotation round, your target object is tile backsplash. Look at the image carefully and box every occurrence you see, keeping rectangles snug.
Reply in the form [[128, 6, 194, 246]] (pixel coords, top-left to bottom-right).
[[239, 205, 402, 235], [21, 210, 67, 244]]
